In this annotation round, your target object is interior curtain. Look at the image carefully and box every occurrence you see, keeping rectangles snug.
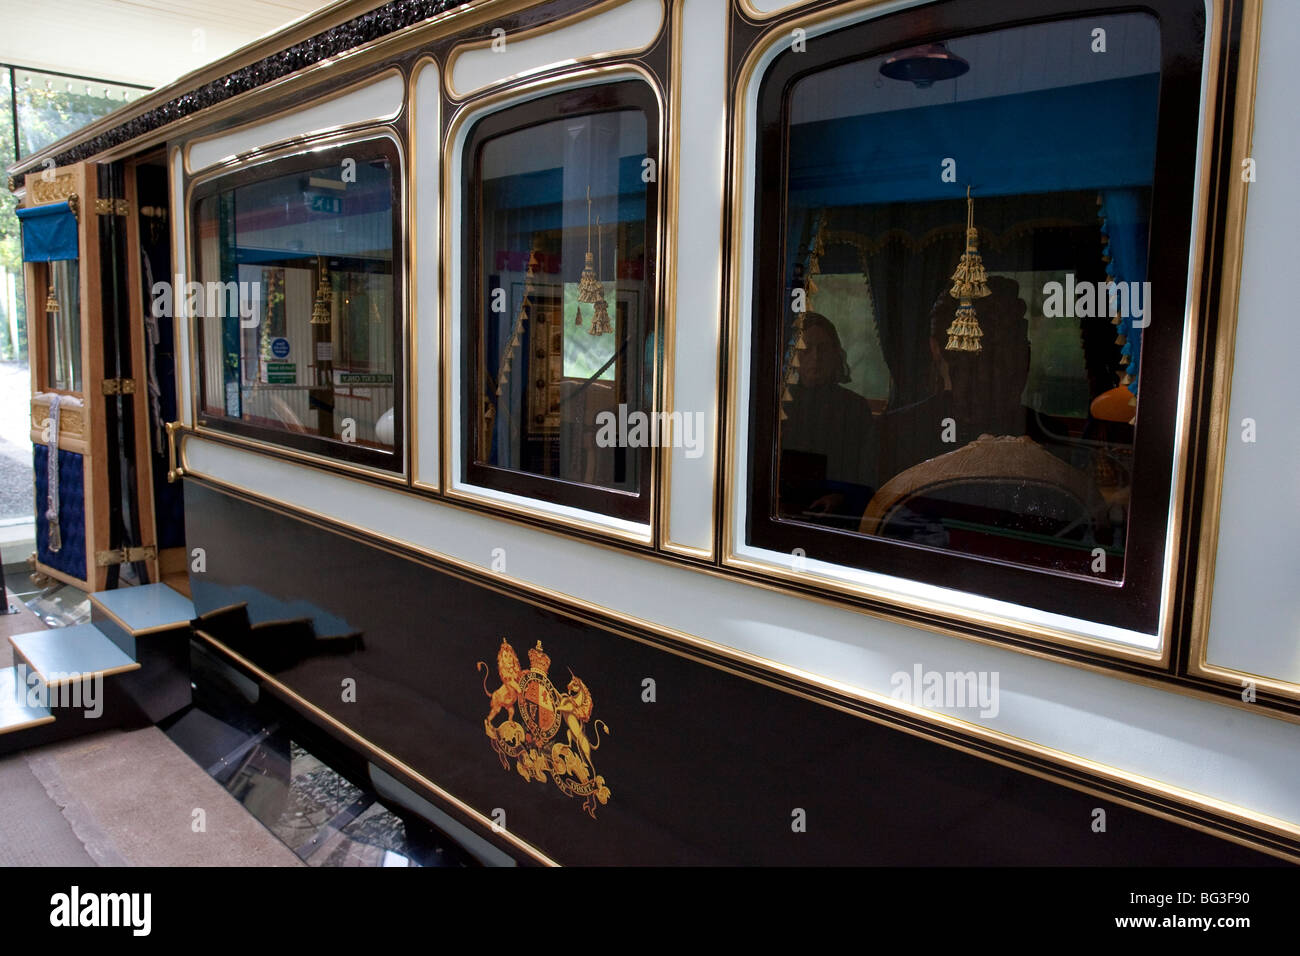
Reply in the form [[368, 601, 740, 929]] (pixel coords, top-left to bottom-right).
[[1098, 189, 1149, 398]]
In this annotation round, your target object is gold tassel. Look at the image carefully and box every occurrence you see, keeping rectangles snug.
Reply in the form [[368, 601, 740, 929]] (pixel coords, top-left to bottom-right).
[[573, 305, 583, 328], [944, 302, 984, 353], [576, 188, 604, 303], [945, 187, 990, 352], [46, 271, 59, 313], [310, 258, 331, 325], [588, 297, 613, 336], [577, 251, 604, 303]]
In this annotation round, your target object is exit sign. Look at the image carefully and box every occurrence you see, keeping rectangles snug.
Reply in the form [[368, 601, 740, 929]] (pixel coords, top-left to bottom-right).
[[307, 193, 342, 214]]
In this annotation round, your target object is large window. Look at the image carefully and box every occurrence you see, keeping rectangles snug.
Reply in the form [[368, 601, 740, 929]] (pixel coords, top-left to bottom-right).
[[192, 137, 402, 471], [747, 2, 1205, 633], [460, 80, 659, 523]]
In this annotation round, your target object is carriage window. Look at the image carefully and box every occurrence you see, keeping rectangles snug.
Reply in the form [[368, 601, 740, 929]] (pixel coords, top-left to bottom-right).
[[461, 81, 658, 523], [192, 137, 402, 471], [748, 3, 1203, 633]]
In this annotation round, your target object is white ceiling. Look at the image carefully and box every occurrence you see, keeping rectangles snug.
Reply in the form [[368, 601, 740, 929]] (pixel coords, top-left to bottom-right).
[[0, 0, 337, 90]]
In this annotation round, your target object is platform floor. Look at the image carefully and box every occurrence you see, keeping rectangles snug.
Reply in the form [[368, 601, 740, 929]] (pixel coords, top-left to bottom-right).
[[0, 726, 303, 867]]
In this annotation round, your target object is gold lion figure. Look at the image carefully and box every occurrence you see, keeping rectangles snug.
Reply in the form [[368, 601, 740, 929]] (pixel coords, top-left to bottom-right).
[[479, 638, 522, 735], [555, 673, 608, 775]]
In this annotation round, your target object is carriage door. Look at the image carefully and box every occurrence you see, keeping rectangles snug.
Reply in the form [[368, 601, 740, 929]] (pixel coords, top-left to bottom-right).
[[19, 161, 161, 591]]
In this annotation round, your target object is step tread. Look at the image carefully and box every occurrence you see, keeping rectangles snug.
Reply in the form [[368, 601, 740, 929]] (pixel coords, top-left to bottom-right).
[[90, 583, 195, 635], [0, 666, 54, 733], [9, 623, 140, 686]]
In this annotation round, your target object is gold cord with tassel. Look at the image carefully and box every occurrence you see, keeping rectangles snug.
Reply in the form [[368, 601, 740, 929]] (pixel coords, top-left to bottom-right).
[[589, 215, 612, 336], [46, 267, 59, 313], [945, 186, 990, 352]]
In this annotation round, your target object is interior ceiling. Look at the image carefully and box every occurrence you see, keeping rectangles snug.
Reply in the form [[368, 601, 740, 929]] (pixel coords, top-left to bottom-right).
[[0, 0, 340, 90]]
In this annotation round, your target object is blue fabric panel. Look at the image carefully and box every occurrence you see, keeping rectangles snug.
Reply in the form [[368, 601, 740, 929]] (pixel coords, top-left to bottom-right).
[[789, 74, 1160, 207], [32, 444, 87, 581], [1099, 189, 1149, 394], [17, 202, 79, 262]]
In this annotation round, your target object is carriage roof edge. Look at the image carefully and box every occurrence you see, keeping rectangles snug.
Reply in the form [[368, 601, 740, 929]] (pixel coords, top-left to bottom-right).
[[4, 0, 485, 183]]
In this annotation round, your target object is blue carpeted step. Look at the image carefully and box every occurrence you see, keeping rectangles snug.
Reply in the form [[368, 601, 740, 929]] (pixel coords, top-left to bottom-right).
[[0, 665, 54, 735], [90, 583, 195, 659], [9, 623, 141, 688]]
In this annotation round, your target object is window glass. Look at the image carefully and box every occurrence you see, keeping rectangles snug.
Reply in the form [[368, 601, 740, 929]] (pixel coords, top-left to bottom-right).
[[463, 81, 657, 522], [772, 14, 1158, 580], [193, 139, 400, 467], [14, 69, 144, 159], [748, 4, 1204, 631], [45, 259, 80, 392]]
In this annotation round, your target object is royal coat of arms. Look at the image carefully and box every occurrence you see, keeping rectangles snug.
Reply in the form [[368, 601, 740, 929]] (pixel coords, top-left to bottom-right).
[[478, 639, 611, 818]]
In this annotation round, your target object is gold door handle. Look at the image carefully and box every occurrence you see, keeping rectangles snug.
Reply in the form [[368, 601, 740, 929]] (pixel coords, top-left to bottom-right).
[[165, 421, 186, 483]]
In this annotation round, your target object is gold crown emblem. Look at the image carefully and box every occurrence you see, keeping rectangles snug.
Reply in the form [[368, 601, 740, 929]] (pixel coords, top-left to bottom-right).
[[527, 641, 551, 675]]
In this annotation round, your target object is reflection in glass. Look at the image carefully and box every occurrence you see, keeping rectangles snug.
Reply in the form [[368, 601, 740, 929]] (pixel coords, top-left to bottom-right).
[[195, 145, 397, 454], [775, 14, 1160, 579], [473, 106, 650, 494], [14, 69, 146, 159], [45, 260, 80, 392]]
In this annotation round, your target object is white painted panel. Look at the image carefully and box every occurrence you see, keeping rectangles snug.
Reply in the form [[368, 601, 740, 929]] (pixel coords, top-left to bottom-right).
[[171, 147, 193, 426], [745, 0, 925, 21], [1204, 0, 1300, 683], [183, 435, 1300, 831], [187, 72, 405, 172], [413, 61, 441, 487], [745, 0, 813, 14], [665, 0, 726, 553], [449, 0, 663, 97]]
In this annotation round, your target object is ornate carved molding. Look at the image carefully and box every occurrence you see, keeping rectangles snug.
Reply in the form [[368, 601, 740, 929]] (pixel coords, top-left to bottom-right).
[[27, 174, 78, 205]]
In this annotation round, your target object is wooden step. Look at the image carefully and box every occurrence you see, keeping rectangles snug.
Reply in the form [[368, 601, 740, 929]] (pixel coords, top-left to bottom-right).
[[0, 665, 54, 734], [9, 623, 140, 687]]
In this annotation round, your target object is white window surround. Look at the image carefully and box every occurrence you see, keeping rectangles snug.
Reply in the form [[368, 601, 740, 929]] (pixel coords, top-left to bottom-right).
[[445, 68, 659, 543], [725, 0, 1216, 654]]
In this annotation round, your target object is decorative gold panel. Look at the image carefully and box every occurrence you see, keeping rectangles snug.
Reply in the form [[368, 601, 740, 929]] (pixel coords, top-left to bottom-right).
[[27, 174, 78, 205]]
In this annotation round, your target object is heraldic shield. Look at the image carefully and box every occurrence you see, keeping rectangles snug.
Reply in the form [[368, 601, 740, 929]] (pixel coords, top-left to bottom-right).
[[478, 639, 611, 818]]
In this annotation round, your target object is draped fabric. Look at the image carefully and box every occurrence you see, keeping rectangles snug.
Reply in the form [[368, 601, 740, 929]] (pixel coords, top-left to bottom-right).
[[1098, 189, 1149, 397], [44, 394, 61, 553], [17, 201, 78, 262], [788, 74, 1160, 207]]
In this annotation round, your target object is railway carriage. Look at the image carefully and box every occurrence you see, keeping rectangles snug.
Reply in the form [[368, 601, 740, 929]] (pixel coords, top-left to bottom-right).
[[7, 0, 1300, 865]]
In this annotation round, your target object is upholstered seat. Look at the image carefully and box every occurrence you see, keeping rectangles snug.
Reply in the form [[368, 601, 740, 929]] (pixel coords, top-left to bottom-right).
[[860, 434, 1104, 556]]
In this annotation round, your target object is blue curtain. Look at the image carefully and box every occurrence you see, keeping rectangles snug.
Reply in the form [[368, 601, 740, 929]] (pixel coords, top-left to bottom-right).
[[17, 201, 78, 262], [789, 74, 1160, 207], [1098, 189, 1148, 397]]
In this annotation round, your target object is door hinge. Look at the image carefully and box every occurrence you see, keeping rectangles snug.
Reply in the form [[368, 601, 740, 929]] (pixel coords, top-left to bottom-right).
[[94, 197, 130, 216], [95, 545, 157, 567], [102, 378, 136, 395]]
